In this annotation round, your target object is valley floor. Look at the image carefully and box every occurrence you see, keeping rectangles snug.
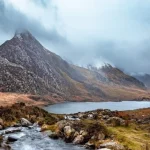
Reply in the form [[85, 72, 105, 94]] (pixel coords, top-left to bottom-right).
[[0, 90, 150, 108]]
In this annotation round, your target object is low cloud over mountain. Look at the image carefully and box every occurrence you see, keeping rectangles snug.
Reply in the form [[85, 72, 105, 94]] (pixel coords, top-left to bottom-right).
[[1, 0, 150, 74]]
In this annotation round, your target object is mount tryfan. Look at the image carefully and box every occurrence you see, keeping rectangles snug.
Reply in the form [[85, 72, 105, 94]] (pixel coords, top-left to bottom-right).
[[0, 31, 83, 98], [0, 30, 149, 103]]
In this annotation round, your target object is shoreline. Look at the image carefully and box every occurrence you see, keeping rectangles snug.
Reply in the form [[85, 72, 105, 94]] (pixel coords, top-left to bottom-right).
[[1, 92, 150, 108]]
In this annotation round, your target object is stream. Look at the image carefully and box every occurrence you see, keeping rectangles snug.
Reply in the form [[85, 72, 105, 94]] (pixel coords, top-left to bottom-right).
[[1, 126, 85, 150]]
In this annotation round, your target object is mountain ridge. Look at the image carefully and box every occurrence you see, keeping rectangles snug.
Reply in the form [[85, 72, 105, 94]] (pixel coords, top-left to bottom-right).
[[134, 74, 150, 88], [0, 30, 149, 103]]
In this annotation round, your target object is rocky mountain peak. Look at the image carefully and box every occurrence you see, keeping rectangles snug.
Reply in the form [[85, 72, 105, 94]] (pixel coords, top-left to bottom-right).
[[13, 29, 36, 42], [15, 29, 31, 36]]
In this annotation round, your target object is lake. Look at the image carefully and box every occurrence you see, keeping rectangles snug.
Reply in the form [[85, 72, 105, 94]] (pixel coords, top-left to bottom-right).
[[44, 101, 150, 114]]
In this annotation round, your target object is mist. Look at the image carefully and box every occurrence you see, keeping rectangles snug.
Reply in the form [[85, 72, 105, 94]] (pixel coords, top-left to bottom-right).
[[1, 0, 150, 74]]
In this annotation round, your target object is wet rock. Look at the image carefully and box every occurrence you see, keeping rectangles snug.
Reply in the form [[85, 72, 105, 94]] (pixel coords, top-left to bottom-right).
[[20, 118, 32, 127], [0, 125, 3, 130], [7, 136, 18, 142], [49, 133, 59, 140], [64, 126, 75, 139], [85, 141, 95, 149], [73, 135, 84, 144], [28, 125, 41, 132], [0, 127, 22, 135], [13, 123, 21, 127], [7, 132, 25, 142], [33, 123, 39, 127]]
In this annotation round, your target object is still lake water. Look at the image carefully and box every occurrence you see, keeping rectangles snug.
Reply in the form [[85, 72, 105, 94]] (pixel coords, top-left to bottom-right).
[[44, 101, 150, 114]]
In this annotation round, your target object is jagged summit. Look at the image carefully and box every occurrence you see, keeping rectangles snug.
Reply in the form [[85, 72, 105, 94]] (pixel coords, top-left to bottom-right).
[[14, 29, 31, 36], [14, 29, 35, 41]]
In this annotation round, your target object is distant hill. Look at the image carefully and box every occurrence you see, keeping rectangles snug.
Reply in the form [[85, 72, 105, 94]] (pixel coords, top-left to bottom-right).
[[0, 30, 149, 103], [72, 64, 148, 101], [134, 74, 150, 88]]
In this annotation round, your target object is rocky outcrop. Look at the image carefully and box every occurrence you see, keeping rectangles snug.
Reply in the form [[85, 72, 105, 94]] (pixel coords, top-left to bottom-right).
[[50, 118, 125, 149]]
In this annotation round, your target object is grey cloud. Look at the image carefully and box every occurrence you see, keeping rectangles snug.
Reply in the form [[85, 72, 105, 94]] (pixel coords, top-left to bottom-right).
[[1, 0, 150, 75], [53, 0, 150, 74], [0, 0, 65, 43]]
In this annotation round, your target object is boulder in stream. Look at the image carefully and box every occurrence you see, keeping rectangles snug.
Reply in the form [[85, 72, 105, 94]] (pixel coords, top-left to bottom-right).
[[7, 132, 26, 142]]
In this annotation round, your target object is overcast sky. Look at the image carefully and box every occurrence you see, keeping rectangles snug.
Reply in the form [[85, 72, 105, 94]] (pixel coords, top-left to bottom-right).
[[1, 0, 150, 74]]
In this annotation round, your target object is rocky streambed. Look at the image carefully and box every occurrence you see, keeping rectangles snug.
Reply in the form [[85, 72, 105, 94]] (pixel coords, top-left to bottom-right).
[[0, 125, 85, 150], [0, 103, 150, 150]]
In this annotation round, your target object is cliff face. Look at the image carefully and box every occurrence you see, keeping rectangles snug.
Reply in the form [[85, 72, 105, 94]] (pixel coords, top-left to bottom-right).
[[0, 31, 148, 102], [0, 56, 51, 94]]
